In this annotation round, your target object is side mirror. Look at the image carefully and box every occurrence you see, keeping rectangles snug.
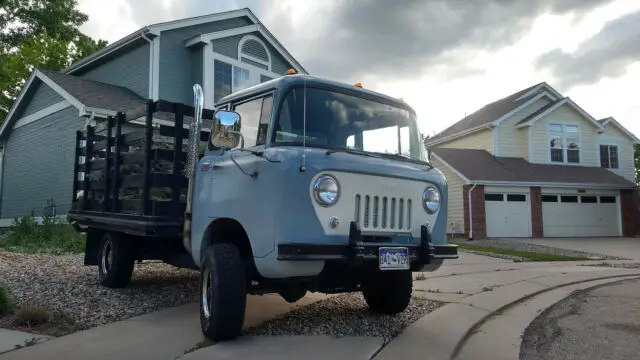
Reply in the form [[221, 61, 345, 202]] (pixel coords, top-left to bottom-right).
[[211, 110, 244, 149]]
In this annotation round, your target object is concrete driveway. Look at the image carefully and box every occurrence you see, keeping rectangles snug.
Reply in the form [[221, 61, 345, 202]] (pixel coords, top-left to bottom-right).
[[509, 237, 640, 260]]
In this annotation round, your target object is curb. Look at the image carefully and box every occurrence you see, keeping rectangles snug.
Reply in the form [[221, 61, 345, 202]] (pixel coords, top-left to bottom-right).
[[374, 269, 640, 360]]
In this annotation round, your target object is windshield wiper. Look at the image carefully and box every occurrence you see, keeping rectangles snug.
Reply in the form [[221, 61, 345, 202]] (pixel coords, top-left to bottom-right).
[[325, 148, 381, 158], [370, 152, 434, 169]]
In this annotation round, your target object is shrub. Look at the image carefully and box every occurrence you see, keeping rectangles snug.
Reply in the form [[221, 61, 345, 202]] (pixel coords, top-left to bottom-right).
[[3, 214, 85, 254], [12, 305, 51, 327], [0, 283, 14, 316]]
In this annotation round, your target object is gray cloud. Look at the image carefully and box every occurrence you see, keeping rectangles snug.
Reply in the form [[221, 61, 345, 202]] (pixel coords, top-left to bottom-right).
[[183, 0, 614, 83], [534, 10, 640, 89]]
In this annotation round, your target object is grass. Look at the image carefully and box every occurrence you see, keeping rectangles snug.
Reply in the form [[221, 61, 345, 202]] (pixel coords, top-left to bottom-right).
[[0, 214, 85, 255], [456, 243, 591, 262]]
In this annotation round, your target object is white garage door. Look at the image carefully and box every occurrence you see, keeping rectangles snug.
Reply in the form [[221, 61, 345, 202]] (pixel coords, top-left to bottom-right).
[[485, 192, 531, 238], [542, 193, 620, 237]]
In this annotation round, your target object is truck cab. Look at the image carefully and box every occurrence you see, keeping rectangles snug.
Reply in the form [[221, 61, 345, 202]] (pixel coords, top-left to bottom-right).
[[191, 73, 457, 340]]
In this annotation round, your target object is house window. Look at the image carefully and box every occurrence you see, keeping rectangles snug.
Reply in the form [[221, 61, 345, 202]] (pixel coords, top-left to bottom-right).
[[599, 144, 619, 169], [549, 123, 580, 164]]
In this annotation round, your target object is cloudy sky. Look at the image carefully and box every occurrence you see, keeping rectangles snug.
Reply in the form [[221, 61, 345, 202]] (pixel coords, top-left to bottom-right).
[[77, 0, 640, 138]]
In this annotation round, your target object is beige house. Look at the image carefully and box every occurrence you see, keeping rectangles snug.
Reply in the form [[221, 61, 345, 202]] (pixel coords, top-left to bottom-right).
[[425, 82, 639, 239]]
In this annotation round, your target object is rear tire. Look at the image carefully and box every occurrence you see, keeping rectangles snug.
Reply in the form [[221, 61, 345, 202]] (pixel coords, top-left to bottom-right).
[[362, 270, 412, 314], [199, 243, 247, 341], [98, 232, 135, 288]]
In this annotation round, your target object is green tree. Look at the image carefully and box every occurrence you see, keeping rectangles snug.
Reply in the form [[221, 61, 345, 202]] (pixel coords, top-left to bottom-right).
[[0, 0, 107, 123]]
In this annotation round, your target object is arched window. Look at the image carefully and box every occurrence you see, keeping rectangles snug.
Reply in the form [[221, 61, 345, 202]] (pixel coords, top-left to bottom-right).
[[238, 35, 271, 71]]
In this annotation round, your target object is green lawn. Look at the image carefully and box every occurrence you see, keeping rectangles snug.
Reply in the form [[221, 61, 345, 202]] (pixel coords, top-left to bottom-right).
[[456, 243, 591, 262]]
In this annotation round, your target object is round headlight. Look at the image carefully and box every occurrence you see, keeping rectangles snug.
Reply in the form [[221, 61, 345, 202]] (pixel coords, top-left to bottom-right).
[[422, 186, 440, 214], [313, 175, 340, 207]]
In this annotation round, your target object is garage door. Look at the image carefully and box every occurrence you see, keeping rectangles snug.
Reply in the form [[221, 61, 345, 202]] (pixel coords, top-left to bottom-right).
[[484, 192, 531, 238], [542, 194, 620, 237]]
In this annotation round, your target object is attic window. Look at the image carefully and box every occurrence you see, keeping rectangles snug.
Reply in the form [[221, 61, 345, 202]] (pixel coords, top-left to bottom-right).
[[238, 35, 270, 71]]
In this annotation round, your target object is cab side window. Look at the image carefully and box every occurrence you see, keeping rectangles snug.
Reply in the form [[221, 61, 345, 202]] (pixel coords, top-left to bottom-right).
[[232, 94, 273, 148]]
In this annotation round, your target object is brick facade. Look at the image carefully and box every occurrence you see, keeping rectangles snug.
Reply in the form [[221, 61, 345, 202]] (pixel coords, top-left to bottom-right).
[[530, 186, 543, 237], [620, 189, 639, 237], [462, 185, 486, 240]]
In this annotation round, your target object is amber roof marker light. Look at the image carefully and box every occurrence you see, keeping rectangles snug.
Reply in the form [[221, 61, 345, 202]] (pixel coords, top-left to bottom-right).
[[354, 82, 362, 88], [285, 68, 297, 75]]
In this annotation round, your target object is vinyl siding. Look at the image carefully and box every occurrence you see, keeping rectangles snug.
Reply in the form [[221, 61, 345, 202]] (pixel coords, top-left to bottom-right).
[[529, 104, 601, 166], [17, 82, 64, 118], [76, 41, 150, 99], [431, 156, 466, 233], [158, 17, 252, 105], [596, 124, 637, 183], [495, 97, 552, 159], [188, 47, 203, 92], [434, 128, 494, 153], [0, 107, 83, 218]]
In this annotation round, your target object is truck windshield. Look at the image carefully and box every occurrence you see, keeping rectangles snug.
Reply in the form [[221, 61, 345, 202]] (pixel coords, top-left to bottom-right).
[[273, 87, 429, 163]]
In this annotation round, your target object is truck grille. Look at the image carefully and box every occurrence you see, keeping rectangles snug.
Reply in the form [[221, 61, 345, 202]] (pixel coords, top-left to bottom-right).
[[354, 194, 412, 231]]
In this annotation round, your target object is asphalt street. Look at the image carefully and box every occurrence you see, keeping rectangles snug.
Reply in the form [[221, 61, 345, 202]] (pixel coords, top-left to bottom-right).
[[520, 278, 640, 360]]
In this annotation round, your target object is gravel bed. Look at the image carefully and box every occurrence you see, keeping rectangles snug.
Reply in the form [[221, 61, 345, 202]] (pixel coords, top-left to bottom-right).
[[244, 293, 443, 341], [450, 239, 625, 260], [0, 251, 199, 335]]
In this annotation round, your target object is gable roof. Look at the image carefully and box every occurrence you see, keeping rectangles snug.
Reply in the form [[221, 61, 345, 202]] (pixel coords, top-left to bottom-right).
[[425, 82, 564, 145], [63, 8, 307, 75], [598, 117, 640, 143], [514, 97, 606, 131], [431, 147, 636, 188], [0, 69, 146, 140]]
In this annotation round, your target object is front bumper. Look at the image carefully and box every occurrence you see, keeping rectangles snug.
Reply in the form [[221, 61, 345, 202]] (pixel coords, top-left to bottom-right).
[[277, 222, 458, 266]]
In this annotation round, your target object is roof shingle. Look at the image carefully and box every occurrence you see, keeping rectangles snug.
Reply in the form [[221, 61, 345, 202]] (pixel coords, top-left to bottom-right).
[[431, 148, 636, 188]]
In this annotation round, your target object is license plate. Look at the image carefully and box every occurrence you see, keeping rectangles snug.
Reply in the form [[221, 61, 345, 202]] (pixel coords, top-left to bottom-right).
[[378, 247, 410, 270]]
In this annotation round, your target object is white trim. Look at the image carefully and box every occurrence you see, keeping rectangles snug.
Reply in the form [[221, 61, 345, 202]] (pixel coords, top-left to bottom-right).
[[35, 70, 86, 111], [186, 25, 260, 47], [527, 126, 533, 161], [548, 122, 582, 165], [493, 91, 556, 127], [517, 97, 606, 132], [515, 82, 563, 101], [150, 9, 250, 33], [64, 32, 149, 74], [430, 153, 471, 183], [597, 142, 620, 169], [492, 126, 499, 155], [203, 43, 215, 109], [0, 71, 38, 139], [13, 101, 71, 129], [471, 180, 635, 189], [599, 116, 640, 143], [203, 51, 282, 108], [152, 36, 160, 100], [184, 21, 306, 75], [238, 34, 271, 69]]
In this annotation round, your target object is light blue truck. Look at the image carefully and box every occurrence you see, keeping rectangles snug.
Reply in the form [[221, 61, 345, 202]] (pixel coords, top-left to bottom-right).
[[69, 72, 458, 342]]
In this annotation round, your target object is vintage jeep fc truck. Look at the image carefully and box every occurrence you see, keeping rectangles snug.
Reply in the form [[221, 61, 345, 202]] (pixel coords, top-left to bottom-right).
[[68, 72, 458, 341]]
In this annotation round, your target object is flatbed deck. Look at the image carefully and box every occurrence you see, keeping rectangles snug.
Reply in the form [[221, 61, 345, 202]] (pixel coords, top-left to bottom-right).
[[68, 99, 214, 238]]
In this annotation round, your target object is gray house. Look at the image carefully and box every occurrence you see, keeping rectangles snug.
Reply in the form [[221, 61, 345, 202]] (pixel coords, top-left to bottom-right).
[[0, 8, 307, 225]]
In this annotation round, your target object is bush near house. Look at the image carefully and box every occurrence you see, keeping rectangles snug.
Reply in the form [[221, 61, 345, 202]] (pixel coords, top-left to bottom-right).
[[0, 283, 15, 317], [1, 214, 85, 254]]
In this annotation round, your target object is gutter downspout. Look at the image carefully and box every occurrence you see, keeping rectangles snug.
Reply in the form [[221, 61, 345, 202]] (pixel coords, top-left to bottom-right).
[[468, 183, 478, 241], [141, 32, 153, 100]]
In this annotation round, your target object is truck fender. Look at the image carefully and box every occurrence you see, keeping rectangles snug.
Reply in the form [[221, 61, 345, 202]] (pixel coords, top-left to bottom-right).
[[199, 218, 255, 271]]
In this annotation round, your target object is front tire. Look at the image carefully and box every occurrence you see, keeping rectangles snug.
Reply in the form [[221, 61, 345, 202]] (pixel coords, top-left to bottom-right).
[[199, 243, 247, 341], [98, 232, 135, 288], [362, 270, 412, 314]]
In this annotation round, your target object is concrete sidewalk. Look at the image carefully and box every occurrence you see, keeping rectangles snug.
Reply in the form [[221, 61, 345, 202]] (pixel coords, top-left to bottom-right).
[[0, 330, 50, 356]]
